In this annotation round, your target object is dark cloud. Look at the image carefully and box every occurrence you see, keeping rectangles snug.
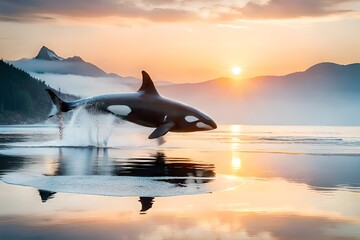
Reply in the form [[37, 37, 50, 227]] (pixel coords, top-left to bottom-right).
[[0, 0, 119, 17], [0, 0, 196, 22], [0, 0, 357, 23], [230, 0, 356, 20]]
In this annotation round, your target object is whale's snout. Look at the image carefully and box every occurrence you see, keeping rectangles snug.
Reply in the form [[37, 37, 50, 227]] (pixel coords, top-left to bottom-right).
[[209, 120, 217, 130], [197, 112, 217, 130], [195, 118, 217, 131], [205, 118, 217, 130]]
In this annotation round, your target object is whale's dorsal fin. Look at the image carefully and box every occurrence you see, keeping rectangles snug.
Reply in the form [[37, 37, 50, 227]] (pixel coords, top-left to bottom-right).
[[138, 71, 159, 95]]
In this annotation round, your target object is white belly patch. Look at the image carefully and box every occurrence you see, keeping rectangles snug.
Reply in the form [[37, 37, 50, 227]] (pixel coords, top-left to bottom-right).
[[107, 105, 132, 116]]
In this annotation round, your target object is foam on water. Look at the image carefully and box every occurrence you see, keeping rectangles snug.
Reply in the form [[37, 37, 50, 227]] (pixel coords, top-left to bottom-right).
[[2, 173, 241, 197]]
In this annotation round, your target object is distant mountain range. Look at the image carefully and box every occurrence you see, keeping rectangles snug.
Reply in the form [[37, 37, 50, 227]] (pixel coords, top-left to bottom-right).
[[160, 62, 360, 125], [6, 46, 171, 97], [9, 46, 110, 77], [0, 60, 51, 124], [3, 46, 360, 125]]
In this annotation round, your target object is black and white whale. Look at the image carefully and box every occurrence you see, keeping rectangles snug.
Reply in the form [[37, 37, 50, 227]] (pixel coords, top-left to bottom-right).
[[46, 71, 217, 139]]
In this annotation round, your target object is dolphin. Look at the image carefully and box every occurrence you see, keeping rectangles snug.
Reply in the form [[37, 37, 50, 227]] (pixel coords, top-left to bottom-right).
[[46, 71, 217, 139]]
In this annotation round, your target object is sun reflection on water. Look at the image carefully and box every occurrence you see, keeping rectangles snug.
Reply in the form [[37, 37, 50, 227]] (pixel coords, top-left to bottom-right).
[[231, 157, 242, 170], [230, 125, 242, 172], [230, 125, 242, 134]]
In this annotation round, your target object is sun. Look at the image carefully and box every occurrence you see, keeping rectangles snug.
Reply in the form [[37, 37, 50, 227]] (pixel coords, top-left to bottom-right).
[[232, 66, 242, 76]]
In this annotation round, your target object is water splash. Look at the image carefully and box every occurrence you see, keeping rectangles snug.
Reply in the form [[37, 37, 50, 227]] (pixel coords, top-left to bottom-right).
[[57, 112, 65, 140], [56, 107, 119, 147]]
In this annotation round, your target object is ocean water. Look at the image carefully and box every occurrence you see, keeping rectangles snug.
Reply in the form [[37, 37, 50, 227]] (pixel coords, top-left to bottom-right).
[[0, 124, 360, 240]]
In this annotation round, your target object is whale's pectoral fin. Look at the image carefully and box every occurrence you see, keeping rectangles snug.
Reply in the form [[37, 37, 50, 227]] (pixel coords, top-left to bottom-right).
[[148, 122, 175, 139]]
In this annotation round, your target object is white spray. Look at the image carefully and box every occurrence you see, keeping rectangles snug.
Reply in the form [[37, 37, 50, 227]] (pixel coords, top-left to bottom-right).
[[56, 107, 119, 147]]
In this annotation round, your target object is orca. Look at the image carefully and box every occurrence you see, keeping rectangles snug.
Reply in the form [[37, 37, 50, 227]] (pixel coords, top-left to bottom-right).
[[46, 71, 217, 139]]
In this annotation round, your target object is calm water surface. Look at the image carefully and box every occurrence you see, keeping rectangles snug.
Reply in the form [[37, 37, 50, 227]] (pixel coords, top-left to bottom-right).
[[0, 124, 360, 240]]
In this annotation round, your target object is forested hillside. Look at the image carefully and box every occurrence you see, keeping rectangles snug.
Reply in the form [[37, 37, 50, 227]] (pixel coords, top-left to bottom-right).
[[0, 60, 52, 124]]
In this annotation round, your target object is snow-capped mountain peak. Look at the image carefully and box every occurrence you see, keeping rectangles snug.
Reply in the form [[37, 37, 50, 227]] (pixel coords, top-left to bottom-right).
[[34, 46, 64, 61], [11, 46, 108, 77]]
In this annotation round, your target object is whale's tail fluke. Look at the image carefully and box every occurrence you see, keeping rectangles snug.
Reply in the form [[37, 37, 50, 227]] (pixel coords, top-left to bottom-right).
[[46, 89, 72, 118]]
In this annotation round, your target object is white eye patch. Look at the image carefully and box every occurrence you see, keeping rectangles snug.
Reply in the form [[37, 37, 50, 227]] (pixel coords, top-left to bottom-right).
[[196, 122, 213, 130], [107, 105, 132, 116], [185, 116, 199, 123]]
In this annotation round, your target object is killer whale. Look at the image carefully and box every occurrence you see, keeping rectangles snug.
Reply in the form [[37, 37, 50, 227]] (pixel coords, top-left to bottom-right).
[[46, 71, 217, 139]]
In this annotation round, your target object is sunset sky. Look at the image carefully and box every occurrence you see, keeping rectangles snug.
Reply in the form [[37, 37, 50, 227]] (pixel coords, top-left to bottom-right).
[[1, 0, 360, 83]]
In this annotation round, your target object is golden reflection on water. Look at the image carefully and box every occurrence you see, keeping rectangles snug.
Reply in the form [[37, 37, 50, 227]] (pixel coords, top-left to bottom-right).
[[1, 125, 360, 239], [231, 138, 240, 150], [230, 125, 242, 172], [230, 125, 242, 134], [231, 157, 242, 171], [44, 157, 58, 175]]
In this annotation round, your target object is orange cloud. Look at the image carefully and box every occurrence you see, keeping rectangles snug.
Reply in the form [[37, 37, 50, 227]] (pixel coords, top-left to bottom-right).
[[0, 212, 357, 240]]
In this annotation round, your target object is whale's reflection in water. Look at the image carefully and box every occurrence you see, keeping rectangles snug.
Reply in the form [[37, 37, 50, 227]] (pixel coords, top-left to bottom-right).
[[38, 189, 56, 202], [38, 190, 156, 213], [52, 149, 214, 179], [5, 148, 217, 213]]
